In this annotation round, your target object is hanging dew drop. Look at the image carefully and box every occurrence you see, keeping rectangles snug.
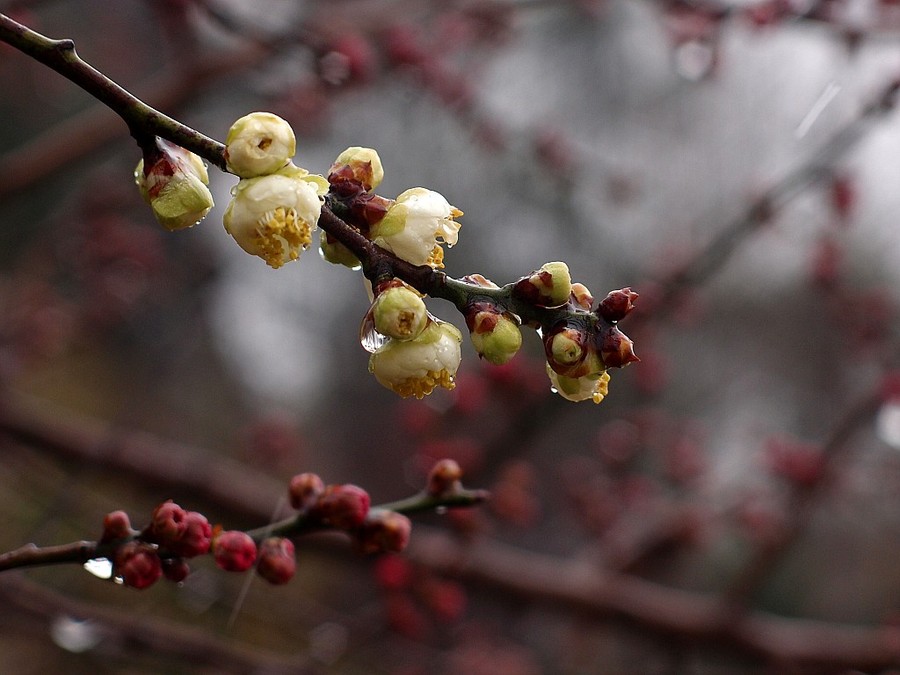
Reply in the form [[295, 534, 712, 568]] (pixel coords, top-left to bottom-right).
[[83, 558, 113, 580], [359, 306, 388, 353]]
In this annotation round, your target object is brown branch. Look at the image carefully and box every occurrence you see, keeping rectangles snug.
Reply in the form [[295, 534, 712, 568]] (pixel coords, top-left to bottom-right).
[[3, 389, 899, 670], [0, 12, 228, 170]]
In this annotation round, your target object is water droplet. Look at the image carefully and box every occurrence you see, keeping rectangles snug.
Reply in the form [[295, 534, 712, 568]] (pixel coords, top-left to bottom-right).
[[50, 615, 102, 653], [359, 306, 387, 353], [83, 558, 113, 580]]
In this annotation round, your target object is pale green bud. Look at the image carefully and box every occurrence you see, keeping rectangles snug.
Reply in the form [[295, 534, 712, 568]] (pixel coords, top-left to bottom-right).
[[329, 146, 384, 191], [469, 311, 522, 365], [372, 284, 429, 341], [550, 329, 584, 367], [319, 233, 361, 268], [536, 262, 572, 307], [225, 112, 296, 178], [135, 141, 214, 231]]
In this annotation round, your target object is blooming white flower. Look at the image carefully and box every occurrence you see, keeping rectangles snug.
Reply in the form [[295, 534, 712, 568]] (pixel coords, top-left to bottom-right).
[[546, 365, 610, 404], [135, 142, 214, 231], [223, 167, 326, 268], [369, 319, 462, 398], [369, 187, 462, 268], [225, 112, 296, 178]]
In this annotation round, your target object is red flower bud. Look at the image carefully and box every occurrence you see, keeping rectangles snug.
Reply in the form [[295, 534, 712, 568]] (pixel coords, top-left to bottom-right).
[[256, 537, 296, 585], [312, 484, 371, 530], [101, 510, 135, 542], [289, 472, 325, 510], [427, 459, 463, 497], [213, 530, 258, 572], [147, 500, 187, 545], [168, 511, 212, 558], [356, 511, 412, 555], [597, 287, 639, 322], [115, 542, 162, 590], [599, 326, 639, 368], [161, 558, 191, 583]]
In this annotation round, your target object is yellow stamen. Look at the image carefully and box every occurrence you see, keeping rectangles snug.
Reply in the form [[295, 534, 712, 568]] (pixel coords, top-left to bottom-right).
[[389, 369, 456, 399], [591, 371, 611, 404], [253, 206, 312, 269], [426, 244, 445, 269]]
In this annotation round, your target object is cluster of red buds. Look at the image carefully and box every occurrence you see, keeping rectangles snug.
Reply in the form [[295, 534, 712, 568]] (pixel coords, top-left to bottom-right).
[[290, 473, 412, 555], [87, 459, 483, 591]]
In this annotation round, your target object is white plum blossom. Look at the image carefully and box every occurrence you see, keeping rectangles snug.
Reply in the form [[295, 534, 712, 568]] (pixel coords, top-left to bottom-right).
[[370, 187, 462, 268], [369, 319, 462, 398], [225, 112, 296, 178], [223, 167, 326, 268]]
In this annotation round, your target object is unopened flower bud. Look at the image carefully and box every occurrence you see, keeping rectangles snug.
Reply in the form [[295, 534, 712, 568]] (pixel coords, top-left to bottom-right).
[[546, 328, 585, 371], [225, 112, 296, 178], [147, 500, 187, 545], [311, 484, 371, 530], [570, 283, 594, 310], [319, 232, 361, 268], [328, 146, 384, 192], [372, 283, 429, 341], [101, 510, 135, 542], [224, 168, 325, 268], [135, 139, 214, 231], [115, 542, 162, 590], [168, 511, 212, 558], [369, 319, 462, 399], [256, 537, 296, 585], [468, 310, 522, 366], [599, 326, 639, 368], [598, 288, 639, 322], [356, 511, 412, 554], [370, 188, 462, 268], [213, 530, 258, 572], [427, 458, 463, 496], [513, 262, 572, 307], [162, 558, 191, 583], [289, 472, 325, 510], [547, 365, 611, 404]]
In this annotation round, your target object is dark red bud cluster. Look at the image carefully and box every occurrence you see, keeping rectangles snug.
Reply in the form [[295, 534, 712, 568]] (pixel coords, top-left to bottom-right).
[[597, 287, 639, 322], [309, 484, 372, 530], [105, 501, 214, 590], [145, 501, 212, 558], [114, 541, 162, 590], [356, 511, 412, 555]]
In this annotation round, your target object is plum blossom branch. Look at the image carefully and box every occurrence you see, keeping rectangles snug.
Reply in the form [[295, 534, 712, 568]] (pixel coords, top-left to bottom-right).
[[4, 390, 899, 670]]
